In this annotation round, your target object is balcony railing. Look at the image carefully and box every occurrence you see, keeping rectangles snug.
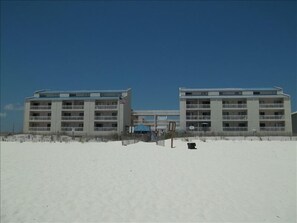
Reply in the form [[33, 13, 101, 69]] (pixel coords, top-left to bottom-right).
[[61, 127, 83, 132], [223, 115, 247, 120], [95, 105, 118, 110], [61, 116, 84, 121], [94, 116, 117, 121], [186, 115, 211, 120], [222, 104, 247, 109], [223, 127, 248, 131], [62, 105, 84, 109], [30, 106, 51, 110], [259, 115, 284, 120], [29, 116, 51, 121], [186, 104, 210, 109], [94, 127, 117, 131], [187, 127, 211, 132], [259, 104, 283, 108], [29, 127, 50, 131], [260, 127, 285, 131]]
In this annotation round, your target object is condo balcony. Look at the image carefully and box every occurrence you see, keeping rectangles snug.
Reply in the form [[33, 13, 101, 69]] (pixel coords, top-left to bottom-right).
[[95, 105, 118, 110], [259, 115, 284, 120], [260, 127, 285, 131], [222, 115, 247, 120], [94, 116, 117, 121], [223, 127, 248, 131], [61, 116, 84, 121], [94, 127, 117, 131], [222, 104, 247, 109], [61, 127, 83, 132], [259, 103, 284, 108], [62, 105, 84, 110], [29, 116, 51, 121], [29, 127, 51, 131], [186, 104, 210, 109], [186, 115, 211, 120], [186, 126, 211, 132], [30, 105, 52, 110]]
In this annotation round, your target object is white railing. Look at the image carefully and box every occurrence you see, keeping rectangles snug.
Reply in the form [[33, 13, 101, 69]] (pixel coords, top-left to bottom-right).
[[259, 104, 283, 108], [94, 116, 117, 121], [62, 105, 84, 109], [188, 127, 211, 132], [222, 104, 247, 108], [30, 106, 51, 110], [61, 116, 84, 121], [260, 127, 285, 131], [223, 127, 248, 131], [61, 127, 83, 132], [29, 116, 51, 121], [186, 104, 210, 109], [29, 127, 50, 131], [259, 115, 284, 120], [223, 115, 247, 120], [186, 116, 211, 120], [94, 127, 117, 131], [95, 105, 118, 110]]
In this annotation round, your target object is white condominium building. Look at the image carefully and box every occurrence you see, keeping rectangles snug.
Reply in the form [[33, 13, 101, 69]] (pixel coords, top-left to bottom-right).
[[23, 89, 132, 136], [179, 87, 292, 135]]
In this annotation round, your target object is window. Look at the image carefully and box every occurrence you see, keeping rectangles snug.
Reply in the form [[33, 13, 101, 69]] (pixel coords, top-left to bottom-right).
[[185, 92, 192, 96], [112, 124, 117, 127], [69, 93, 90, 97], [220, 91, 242, 95]]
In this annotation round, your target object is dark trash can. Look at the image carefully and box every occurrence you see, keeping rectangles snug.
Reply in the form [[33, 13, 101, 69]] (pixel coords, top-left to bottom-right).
[[187, 143, 197, 149]]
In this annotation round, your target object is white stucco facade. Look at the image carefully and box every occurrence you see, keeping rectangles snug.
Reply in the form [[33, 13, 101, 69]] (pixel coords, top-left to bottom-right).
[[23, 89, 132, 136], [179, 87, 292, 135]]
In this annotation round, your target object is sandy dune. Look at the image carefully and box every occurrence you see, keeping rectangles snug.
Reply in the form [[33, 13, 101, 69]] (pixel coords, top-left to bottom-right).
[[1, 139, 296, 222]]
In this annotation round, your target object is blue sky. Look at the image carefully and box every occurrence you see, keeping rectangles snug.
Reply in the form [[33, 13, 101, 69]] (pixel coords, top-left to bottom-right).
[[1, 0, 296, 132]]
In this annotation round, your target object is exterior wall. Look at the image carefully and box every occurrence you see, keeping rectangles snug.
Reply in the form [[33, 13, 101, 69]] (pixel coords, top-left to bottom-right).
[[210, 99, 222, 133], [179, 99, 186, 131], [23, 101, 30, 133], [247, 99, 259, 133], [51, 101, 62, 134], [179, 88, 293, 135], [122, 89, 132, 133], [284, 98, 292, 133], [24, 89, 132, 136], [23, 88, 293, 136], [84, 101, 94, 135], [132, 110, 180, 131], [292, 112, 297, 135]]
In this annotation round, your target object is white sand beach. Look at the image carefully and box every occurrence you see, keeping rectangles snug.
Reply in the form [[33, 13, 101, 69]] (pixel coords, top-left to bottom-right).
[[1, 139, 296, 222]]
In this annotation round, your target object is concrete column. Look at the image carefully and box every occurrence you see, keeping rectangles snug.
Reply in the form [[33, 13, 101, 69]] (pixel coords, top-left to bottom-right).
[[23, 101, 30, 133], [284, 98, 292, 134], [179, 99, 186, 131], [210, 99, 222, 133], [118, 100, 124, 135], [51, 101, 62, 134], [84, 101, 95, 136], [122, 90, 132, 133], [247, 99, 259, 133]]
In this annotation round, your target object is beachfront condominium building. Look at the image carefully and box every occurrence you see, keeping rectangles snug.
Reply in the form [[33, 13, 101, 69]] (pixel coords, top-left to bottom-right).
[[23, 89, 132, 136], [179, 87, 292, 135]]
